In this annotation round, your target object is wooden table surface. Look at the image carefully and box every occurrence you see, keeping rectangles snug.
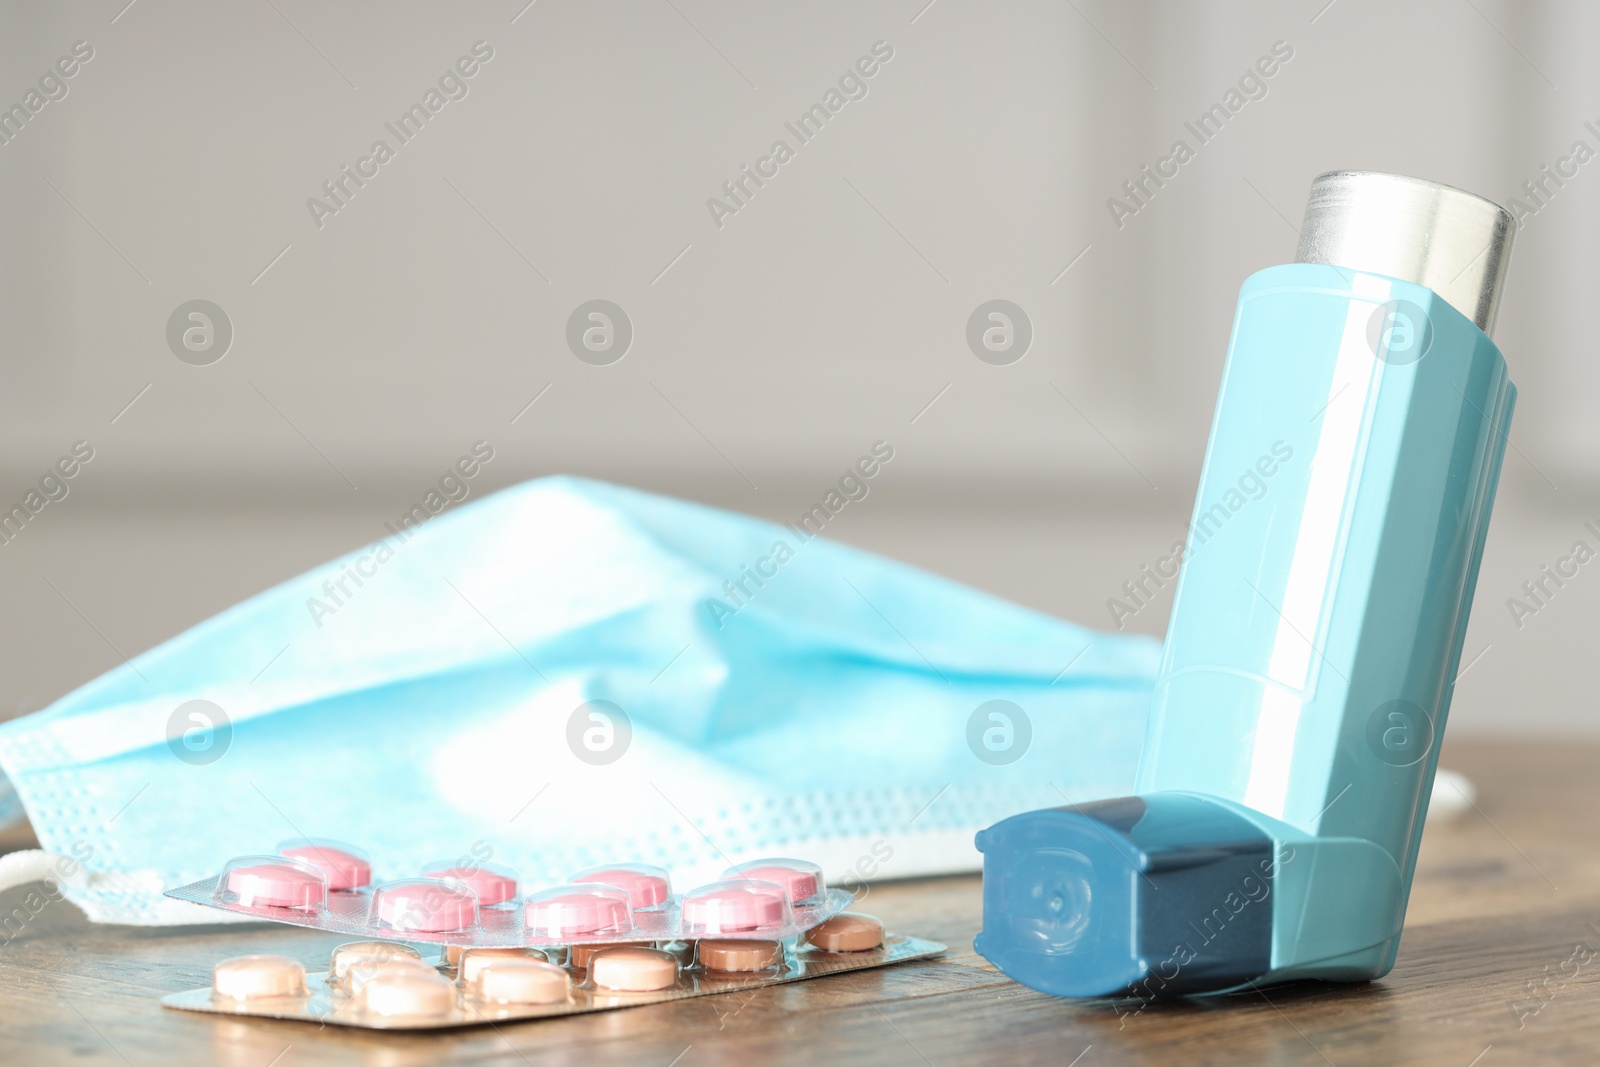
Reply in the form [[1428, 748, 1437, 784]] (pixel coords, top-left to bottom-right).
[[2, 738, 1598, 1066]]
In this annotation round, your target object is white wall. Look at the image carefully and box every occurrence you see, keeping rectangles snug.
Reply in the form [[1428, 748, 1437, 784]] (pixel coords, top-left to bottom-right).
[[0, 0, 1592, 732]]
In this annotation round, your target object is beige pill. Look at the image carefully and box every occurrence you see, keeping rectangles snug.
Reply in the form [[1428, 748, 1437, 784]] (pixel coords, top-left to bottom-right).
[[805, 912, 884, 952], [444, 942, 534, 965], [569, 939, 653, 970], [357, 969, 456, 1017], [697, 939, 781, 972], [347, 956, 436, 995], [590, 946, 679, 991], [212, 955, 307, 1000], [469, 959, 571, 1004], [330, 940, 422, 982], [457, 947, 549, 984]]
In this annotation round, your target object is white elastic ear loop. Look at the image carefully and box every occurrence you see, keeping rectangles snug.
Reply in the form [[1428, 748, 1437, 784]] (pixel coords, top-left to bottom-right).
[[0, 850, 84, 894], [1427, 768, 1477, 826]]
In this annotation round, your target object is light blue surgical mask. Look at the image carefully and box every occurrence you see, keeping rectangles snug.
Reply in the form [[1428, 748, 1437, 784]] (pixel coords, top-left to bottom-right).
[[0, 476, 1158, 925]]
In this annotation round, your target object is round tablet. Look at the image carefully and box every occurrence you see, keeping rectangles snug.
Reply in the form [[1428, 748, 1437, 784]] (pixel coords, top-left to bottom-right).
[[697, 939, 781, 972], [590, 946, 679, 991], [680, 880, 790, 933], [421, 863, 517, 906], [280, 843, 370, 891], [569, 940, 653, 970], [225, 863, 324, 909], [212, 955, 307, 1000], [805, 912, 884, 952], [570, 863, 671, 909], [469, 959, 571, 1005], [330, 941, 421, 982], [457, 947, 548, 984], [524, 885, 632, 937], [445, 942, 537, 966], [723, 859, 822, 904], [373, 879, 478, 933], [357, 969, 456, 1018], [347, 957, 437, 995]]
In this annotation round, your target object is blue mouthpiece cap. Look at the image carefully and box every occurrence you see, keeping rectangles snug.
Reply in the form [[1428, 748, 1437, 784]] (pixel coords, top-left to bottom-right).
[[974, 792, 1278, 999]]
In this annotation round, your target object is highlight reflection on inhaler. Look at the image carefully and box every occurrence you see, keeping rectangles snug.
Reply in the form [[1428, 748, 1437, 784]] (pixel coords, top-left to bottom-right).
[[975, 172, 1517, 998]]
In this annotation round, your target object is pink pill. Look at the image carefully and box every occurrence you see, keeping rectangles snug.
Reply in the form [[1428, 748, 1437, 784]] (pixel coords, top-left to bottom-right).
[[524, 885, 632, 937], [681, 880, 791, 934], [373, 879, 479, 933], [226, 863, 325, 909], [570, 863, 671, 909], [279, 842, 371, 891], [421, 863, 518, 907], [723, 858, 822, 904]]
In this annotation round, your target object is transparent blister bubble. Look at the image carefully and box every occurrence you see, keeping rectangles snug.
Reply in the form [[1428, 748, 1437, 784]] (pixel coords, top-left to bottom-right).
[[354, 967, 456, 1020], [211, 955, 307, 1001], [215, 855, 328, 911], [277, 838, 372, 891], [584, 945, 680, 992], [680, 879, 792, 935], [371, 878, 481, 934], [722, 857, 825, 906], [328, 941, 424, 991], [465, 958, 572, 1006], [420, 859, 519, 907], [456, 947, 550, 985], [347, 956, 437, 996], [523, 883, 633, 939], [695, 938, 784, 974], [569, 862, 671, 910]]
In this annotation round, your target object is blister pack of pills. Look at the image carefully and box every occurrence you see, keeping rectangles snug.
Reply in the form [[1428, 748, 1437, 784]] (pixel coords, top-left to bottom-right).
[[164, 841, 855, 947], [160, 913, 946, 1030]]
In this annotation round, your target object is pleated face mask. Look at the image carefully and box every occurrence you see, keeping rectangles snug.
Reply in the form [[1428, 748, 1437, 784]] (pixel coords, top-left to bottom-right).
[[0, 474, 1159, 925]]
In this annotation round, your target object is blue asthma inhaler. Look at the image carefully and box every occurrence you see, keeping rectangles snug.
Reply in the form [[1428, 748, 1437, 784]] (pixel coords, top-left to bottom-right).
[[975, 171, 1517, 999]]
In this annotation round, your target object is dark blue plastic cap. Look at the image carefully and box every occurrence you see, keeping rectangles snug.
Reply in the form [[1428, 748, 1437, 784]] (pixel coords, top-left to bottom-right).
[[974, 793, 1276, 999]]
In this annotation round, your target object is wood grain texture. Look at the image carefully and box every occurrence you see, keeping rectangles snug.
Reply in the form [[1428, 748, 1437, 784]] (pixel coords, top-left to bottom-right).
[[1, 739, 1596, 1066]]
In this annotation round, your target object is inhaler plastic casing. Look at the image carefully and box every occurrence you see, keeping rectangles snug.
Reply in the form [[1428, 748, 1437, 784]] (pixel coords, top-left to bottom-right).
[[975, 172, 1517, 998]]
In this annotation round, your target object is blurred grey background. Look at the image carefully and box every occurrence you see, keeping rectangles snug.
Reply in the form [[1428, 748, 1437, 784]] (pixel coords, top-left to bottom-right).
[[0, 0, 1594, 733]]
